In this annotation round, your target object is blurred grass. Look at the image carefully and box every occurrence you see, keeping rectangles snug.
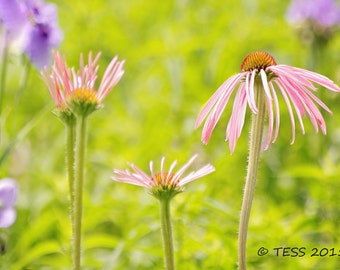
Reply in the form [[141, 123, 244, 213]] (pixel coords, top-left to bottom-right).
[[1, 0, 340, 269]]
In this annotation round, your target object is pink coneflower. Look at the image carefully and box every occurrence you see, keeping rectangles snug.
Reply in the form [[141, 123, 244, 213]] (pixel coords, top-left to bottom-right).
[[112, 154, 215, 199], [41, 51, 125, 116], [195, 51, 340, 153], [41, 51, 125, 269], [113, 154, 214, 269]]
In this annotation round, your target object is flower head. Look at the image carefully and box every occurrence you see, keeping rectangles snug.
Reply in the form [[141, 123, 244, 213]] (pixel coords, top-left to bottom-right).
[[195, 51, 340, 153], [0, 0, 63, 69], [41, 51, 125, 117], [0, 178, 18, 228], [112, 154, 215, 200]]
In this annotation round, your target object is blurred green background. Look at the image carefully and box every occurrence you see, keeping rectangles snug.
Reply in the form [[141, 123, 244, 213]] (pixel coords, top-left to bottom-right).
[[2, 0, 340, 269]]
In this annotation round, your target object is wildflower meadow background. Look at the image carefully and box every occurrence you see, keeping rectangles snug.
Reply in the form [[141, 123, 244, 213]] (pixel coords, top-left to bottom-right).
[[2, 0, 340, 269]]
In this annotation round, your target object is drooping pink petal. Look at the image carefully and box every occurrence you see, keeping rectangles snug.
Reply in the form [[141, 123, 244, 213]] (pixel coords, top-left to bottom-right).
[[260, 69, 272, 100], [294, 87, 327, 134], [302, 86, 332, 114], [195, 73, 246, 129], [249, 70, 258, 113], [245, 71, 257, 113], [275, 78, 306, 134], [199, 73, 246, 144], [272, 80, 297, 144], [264, 90, 274, 150], [292, 66, 340, 92], [226, 86, 248, 153], [279, 74, 327, 134], [269, 81, 280, 142], [268, 65, 317, 91]]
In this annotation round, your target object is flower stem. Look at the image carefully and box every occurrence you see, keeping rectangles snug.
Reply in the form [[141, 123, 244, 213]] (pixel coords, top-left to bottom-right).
[[73, 115, 87, 270], [66, 120, 76, 224], [159, 197, 175, 270], [238, 83, 266, 270]]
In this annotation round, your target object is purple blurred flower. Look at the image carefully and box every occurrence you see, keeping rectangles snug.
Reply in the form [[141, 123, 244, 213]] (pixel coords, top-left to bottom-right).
[[0, 178, 17, 228], [286, 0, 340, 28], [0, 0, 27, 39], [0, 0, 63, 69]]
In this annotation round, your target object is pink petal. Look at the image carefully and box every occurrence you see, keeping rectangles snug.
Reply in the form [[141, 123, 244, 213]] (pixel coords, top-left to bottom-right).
[[245, 71, 257, 113], [180, 164, 215, 186], [199, 73, 246, 144], [264, 92, 274, 150], [260, 69, 273, 100], [195, 73, 246, 129], [269, 82, 280, 143], [97, 56, 125, 102], [274, 80, 297, 143], [226, 86, 248, 153], [172, 154, 198, 182]]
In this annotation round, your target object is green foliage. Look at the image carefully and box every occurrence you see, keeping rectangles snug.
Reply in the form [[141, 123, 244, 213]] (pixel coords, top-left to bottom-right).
[[1, 0, 340, 269]]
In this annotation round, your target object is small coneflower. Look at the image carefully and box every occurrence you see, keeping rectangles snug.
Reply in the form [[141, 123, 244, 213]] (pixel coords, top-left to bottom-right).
[[196, 51, 340, 153], [112, 154, 214, 270], [112, 154, 215, 199], [41, 51, 125, 117]]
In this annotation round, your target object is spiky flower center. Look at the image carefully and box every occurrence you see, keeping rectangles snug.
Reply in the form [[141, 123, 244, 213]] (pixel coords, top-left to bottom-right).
[[240, 51, 277, 72], [152, 172, 178, 188], [71, 88, 98, 104], [67, 88, 100, 116], [151, 172, 182, 200]]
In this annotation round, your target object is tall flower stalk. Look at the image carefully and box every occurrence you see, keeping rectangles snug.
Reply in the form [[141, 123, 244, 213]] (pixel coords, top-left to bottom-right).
[[65, 116, 76, 215], [112, 154, 215, 270], [72, 114, 86, 269], [238, 84, 265, 269], [195, 51, 340, 269], [41, 51, 125, 269], [159, 196, 175, 270]]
